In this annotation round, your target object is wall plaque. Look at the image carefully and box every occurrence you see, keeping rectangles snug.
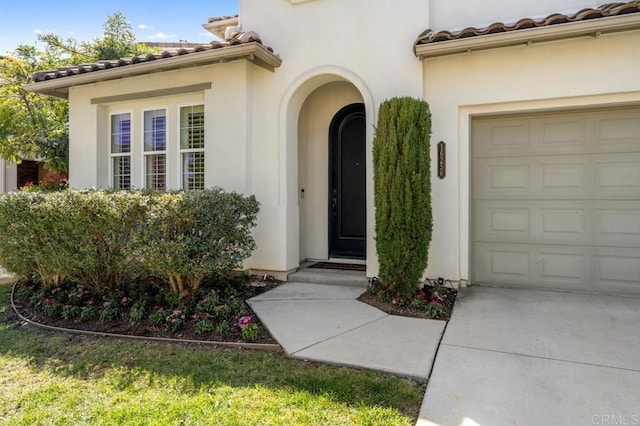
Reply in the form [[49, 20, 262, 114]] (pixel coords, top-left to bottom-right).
[[437, 141, 446, 179]]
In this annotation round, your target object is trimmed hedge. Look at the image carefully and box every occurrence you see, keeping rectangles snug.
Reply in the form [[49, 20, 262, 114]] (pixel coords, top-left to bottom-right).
[[0, 189, 259, 293], [373, 97, 433, 297]]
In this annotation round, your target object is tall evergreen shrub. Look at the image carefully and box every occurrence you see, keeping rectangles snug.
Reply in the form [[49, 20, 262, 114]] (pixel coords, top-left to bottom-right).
[[373, 97, 432, 297]]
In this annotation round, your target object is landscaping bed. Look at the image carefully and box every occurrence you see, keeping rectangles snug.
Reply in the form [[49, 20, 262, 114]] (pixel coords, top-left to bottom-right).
[[12, 275, 282, 345], [359, 278, 458, 321], [1, 282, 424, 425]]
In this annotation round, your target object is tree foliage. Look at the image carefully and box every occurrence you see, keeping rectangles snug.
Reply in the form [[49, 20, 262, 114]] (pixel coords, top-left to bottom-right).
[[0, 11, 151, 172], [373, 97, 433, 297], [0, 46, 69, 171], [37, 11, 150, 64]]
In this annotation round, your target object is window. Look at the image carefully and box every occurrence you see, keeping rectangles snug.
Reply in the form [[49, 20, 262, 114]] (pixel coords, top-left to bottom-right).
[[110, 113, 131, 190], [180, 105, 205, 190], [144, 109, 167, 190]]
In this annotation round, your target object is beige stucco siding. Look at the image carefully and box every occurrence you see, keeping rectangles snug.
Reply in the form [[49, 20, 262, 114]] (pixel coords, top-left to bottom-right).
[[423, 30, 640, 284], [0, 160, 17, 192]]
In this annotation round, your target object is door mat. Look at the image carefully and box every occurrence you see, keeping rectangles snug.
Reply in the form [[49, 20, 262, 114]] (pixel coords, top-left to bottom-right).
[[309, 262, 366, 271]]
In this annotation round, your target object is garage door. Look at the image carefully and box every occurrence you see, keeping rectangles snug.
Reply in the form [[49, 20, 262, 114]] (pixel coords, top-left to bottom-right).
[[473, 108, 640, 295]]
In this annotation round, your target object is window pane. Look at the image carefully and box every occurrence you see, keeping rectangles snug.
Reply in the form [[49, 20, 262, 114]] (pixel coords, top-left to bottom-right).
[[144, 109, 166, 152], [182, 151, 205, 190], [180, 105, 205, 150], [111, 113, 131, 154], [112, 156, 131, 190], [146, 154, 166, 190]]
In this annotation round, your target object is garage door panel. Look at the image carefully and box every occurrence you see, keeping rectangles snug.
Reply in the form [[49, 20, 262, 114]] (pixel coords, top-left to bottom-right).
[[595, 156, 640, 197], [539, 251, 587, 284], [535, 115, 587, 148], [473, 108, 640, 295], [595, 111, 640, 148], [475, 157, 591, 199], [473, 117, 531, 157], [595, 203, 640, 247], [475, 109, 640, 158], [476, 201, 590, 245], [474, 243, 592, 291], [474, 243, 533, 284], [594, 248, 640, 294]]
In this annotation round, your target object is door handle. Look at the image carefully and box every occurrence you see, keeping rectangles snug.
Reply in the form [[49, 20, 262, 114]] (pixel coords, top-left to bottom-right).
[[331, 197, 338, 216]]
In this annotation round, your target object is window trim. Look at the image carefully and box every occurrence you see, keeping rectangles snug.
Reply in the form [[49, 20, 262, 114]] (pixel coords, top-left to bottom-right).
[[109, 110, 133, 190], [177, 102, 206, 191], [141, 106, 169, 191]]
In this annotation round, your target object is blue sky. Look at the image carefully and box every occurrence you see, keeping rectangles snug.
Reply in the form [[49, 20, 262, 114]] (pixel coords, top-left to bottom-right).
[[0, 0, 239, 55]]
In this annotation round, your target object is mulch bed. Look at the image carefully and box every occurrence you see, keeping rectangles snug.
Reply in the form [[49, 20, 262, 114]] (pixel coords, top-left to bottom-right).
[[358, 284, 457, 321], [12, 277, 458, 345], [12, 277, 282, 345]]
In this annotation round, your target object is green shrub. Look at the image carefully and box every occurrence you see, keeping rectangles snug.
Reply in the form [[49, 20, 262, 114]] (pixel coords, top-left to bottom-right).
[[373, 97, 433, 297], [138, 189, 259, 294], [0, 191, 52, 284], [0, 190, 146, 289], [0, 188, 260, 295]]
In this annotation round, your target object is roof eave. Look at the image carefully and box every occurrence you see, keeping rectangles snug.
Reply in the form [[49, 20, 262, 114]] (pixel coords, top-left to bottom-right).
[[24, 42, 281, 99], [415, 13, 640, 59], [202, 16, 240, 39]]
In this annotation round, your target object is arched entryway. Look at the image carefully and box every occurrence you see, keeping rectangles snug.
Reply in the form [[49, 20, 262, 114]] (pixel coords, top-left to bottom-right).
[[328, 103, 366, 259], [279, 67, 377, 276], [297, 81, 365, 262]]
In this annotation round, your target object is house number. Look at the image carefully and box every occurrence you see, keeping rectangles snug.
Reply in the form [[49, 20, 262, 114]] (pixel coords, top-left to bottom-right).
[[437, 141, 446, 179]]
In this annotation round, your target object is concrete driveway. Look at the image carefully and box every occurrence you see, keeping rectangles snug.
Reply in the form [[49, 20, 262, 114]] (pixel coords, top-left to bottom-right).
[[419, 286, 640, 426]]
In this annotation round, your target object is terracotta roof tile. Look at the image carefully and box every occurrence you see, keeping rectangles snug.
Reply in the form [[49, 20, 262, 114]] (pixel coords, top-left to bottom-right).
[[207, 14, 239, 23], [31, 31, 272, 83], [416, 0, 640, 46]]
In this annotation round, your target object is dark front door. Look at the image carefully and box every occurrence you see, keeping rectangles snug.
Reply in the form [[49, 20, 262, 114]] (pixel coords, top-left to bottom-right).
[[329, 103, 366, 259]]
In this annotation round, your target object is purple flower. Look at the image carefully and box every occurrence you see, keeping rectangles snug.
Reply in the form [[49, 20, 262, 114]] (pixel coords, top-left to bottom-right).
[[121, 297, 128, 304], [236, 316, 253, 329]]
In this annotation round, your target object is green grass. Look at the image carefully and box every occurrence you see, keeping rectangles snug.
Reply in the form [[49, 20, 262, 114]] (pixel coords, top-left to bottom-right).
[[0, 282, 424, 425]]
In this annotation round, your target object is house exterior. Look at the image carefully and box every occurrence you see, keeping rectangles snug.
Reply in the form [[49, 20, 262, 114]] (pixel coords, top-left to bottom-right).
[[26, 0, 640, 295], [0, 160, 17, 192]]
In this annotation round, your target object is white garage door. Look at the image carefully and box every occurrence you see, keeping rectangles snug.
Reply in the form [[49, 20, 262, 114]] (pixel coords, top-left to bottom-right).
[[473, 108, 640, 295]]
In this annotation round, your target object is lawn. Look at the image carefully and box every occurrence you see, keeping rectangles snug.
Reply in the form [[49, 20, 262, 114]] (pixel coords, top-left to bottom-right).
[[0, 281, 424, 425]]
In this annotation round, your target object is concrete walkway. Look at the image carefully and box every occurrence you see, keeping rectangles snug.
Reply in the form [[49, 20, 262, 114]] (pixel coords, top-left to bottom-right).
[[418, 287, 640, 426], [248, 280, 447, 382]]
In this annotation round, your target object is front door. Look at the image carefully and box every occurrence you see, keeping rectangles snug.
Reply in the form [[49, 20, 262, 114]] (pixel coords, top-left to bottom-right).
[[329, 103, 366, 259]]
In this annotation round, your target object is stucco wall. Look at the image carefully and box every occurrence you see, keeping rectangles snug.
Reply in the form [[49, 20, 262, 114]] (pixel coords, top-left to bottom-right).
[[423, 30, 640, 282], [239, 0, 429, 276], [298, 82, 363, 261], [64, 0, 640, 279], [0, 160, 17, 192]]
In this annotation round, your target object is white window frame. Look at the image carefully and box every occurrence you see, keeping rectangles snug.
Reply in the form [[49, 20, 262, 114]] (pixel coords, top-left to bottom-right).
[[141, 106, 169, 191], [109, 110, 133, 190], [177, 102, 205, 191]]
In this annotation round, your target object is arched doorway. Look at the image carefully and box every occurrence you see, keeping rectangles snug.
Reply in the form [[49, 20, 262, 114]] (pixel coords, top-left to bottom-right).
[[280, 67, 377, 274], [328, 103, 366, 258]]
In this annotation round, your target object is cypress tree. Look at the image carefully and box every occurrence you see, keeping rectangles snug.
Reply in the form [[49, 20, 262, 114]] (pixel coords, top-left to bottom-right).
[[373, 97, 432, 297]]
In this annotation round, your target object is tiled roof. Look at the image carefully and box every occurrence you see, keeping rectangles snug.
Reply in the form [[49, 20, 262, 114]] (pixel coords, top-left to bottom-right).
[[207, 14, 239, 23], [416, 0, 640, 46], [143, 41, 205, 50], [31, 31, 270, 83]]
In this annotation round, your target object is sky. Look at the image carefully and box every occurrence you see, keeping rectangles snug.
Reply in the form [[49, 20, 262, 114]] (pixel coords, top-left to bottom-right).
[[0, 0, 239, 55]]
